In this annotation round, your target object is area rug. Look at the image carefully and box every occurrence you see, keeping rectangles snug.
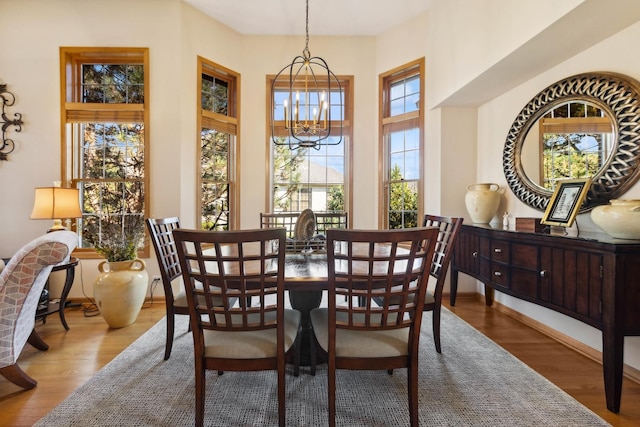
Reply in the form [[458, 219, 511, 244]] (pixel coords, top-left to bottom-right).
[[35, 309, 609, 426]]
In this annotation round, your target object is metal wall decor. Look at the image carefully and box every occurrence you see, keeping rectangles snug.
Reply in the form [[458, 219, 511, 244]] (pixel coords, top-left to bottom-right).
[[503, 72, 640, 212], [1, 83, 23, 161]]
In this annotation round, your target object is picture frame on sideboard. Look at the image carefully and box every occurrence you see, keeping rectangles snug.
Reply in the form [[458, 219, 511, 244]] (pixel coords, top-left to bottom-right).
[[541, 178, 592, 227]]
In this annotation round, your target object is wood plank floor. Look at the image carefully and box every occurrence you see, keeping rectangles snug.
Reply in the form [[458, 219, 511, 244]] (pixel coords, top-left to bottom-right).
[[1, 296, 638, 426], [445, 295, 640, 427]]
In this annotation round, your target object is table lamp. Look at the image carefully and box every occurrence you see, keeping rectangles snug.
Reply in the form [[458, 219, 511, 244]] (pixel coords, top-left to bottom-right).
[[30, 186, 82, 232]]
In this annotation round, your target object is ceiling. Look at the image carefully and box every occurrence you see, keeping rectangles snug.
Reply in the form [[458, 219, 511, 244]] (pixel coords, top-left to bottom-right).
[[182, 0, 434, 36]]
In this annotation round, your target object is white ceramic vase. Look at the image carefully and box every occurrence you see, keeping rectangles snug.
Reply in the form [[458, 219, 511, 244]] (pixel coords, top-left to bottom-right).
[[94, 259, 148, 328], [465, 183, 503, 223], [591, 199, 640, 239]]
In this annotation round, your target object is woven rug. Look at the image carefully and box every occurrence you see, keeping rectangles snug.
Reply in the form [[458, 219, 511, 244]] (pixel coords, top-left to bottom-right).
[[35, 309, 609, 426]]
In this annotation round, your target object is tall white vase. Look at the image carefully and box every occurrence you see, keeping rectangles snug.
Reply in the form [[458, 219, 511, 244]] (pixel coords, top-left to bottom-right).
[[465, 183, 503, 223], [94, 259, 148, 328]]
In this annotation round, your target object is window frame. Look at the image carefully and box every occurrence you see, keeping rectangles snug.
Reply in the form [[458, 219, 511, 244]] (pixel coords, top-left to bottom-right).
[[378, 58, 425, 229], [266, 75, 353, 219], [60, 47, 150, 259], [197, 56, 240, 230]]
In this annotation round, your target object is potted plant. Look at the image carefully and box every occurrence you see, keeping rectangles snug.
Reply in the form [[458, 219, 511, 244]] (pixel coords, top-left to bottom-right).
[[86, 224, 148, 328]]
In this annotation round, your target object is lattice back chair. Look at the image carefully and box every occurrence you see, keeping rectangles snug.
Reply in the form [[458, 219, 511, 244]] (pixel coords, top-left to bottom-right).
[[368, 215, 463, 354], [260, 211, 348, 252], [0, 230, 77, 389], [421, 214, 463, 353], [145, 217, 187, 360], [173, 228, 301, 427], [310, 227, 438, 427], [314, 212, 348, 235], [146, 217, 241, 361], [260, 212, 299, 239]]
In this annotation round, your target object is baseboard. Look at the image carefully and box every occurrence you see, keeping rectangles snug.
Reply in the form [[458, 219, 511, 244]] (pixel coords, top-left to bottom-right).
[[452, 292, 640, 385]]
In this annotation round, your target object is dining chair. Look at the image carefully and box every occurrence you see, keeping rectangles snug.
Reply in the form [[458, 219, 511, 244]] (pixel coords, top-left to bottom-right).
[[260, 211, 348, 252], [310, 227, 438, 427], [145, 217, 188, 360], [173, 228, 301, 427], [419, 215, 463, 353], [146, 217, 243, 361], [362, 215, 463, 354]]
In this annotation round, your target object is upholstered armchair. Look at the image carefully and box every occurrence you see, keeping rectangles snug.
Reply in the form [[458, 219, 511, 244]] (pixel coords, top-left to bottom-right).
[[0, 230, 77, 389]]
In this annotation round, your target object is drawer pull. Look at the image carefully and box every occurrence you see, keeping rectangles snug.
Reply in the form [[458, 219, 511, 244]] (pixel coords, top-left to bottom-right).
[[540, 270, 547, 278], [494, 248, 502, 253], [494, 271, 502, 277], [472, 251, 478, 258]]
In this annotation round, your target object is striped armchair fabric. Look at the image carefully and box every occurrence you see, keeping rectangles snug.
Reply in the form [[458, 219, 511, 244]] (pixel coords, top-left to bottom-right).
[[0, 230, 77, 389]]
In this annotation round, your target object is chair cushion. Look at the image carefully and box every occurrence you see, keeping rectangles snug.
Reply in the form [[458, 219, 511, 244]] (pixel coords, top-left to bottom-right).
[[203, 309, 301, 359], [171, 278, 228, 309], [424, 290, 435, 305], [310, 308, 409, 358]]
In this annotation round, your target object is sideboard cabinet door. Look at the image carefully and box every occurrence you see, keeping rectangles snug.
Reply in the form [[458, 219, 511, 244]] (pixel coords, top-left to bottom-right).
[[539, 246, 603, 327]]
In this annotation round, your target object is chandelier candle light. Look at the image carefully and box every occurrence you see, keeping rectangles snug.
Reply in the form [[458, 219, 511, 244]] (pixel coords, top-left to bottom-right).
[[271, 0, 342, 150]]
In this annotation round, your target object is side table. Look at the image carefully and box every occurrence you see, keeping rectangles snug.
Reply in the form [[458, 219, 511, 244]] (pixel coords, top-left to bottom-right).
[[36, 257, 79, 330]]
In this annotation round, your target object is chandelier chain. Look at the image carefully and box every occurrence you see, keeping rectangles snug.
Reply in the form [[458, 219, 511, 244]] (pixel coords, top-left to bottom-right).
[[303, 0, 310, 59]]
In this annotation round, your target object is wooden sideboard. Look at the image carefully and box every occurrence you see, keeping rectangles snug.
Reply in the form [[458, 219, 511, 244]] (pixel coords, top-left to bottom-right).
[[451, 223, 640, 413]]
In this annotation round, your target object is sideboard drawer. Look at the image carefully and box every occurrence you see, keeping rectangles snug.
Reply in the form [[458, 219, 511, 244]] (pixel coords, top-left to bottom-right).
[[490, 262, 509, 287], [490, 240, 510, 263]]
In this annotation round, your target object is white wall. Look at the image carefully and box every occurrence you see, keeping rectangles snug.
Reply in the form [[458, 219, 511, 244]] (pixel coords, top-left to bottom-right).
[[1, 0, 184, 289], [475, 20, 640, 370]]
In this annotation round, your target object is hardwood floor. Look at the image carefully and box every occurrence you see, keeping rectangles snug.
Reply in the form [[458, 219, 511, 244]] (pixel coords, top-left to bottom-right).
[[0, 301, 166, 427], [1, 296, 638, 426], [445, 295, 640, 427]]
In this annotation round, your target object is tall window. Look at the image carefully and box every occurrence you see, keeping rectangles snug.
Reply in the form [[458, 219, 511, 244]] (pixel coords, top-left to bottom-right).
[[198, 57, 239, 230], [379, 59, 424, 229], [269, 76, 352, 215], [61, 47, 149, 257]]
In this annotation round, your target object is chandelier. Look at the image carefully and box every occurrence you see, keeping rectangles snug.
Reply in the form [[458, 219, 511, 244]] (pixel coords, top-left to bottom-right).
[[271, 0, 343, 150]]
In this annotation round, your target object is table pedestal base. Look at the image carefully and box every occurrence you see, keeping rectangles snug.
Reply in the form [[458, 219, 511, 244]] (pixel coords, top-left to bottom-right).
[[288, 290, 323, 366]]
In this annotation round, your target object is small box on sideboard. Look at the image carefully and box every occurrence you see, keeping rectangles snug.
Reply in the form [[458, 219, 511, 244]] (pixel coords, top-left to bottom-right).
[[515, 217, 545, 233]]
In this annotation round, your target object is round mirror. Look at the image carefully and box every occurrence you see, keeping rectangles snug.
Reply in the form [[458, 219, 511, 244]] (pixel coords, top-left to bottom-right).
[[504, 72, 640, 212]]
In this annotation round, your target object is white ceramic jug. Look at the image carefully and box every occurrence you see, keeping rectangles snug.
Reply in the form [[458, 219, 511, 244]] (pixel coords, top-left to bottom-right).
[[465, 183, 503, 223]]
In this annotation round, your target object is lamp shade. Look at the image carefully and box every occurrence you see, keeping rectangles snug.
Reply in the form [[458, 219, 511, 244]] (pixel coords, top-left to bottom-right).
[[31, 187, 82, 231]]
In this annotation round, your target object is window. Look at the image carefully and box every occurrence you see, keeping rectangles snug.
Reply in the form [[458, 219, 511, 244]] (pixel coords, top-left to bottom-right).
[[198, 57, 239, 230], [379, 59, 424, 229], [61, 47, 149, 257], [269, 76, 352, 215], [536, 100, 613, 190]]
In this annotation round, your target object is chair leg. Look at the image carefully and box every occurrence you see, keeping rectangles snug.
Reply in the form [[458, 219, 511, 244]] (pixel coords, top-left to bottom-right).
[[328, 357, 336, 427], [408, 360, 419, 427], [194, 360, 205, 427], [27, 329, 49, 351], [310, 330, 317, 376], [164, 311, 175, 360], [0, 364, 38, 389], [433, 306, 442, 354], [278, 359, 286, 427], [293, 326, 301, 377]]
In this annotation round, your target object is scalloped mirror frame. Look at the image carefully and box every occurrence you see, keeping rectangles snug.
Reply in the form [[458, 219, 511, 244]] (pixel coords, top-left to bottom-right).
[[503, 72, 640, 212]]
